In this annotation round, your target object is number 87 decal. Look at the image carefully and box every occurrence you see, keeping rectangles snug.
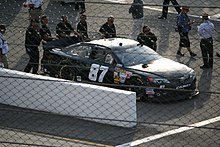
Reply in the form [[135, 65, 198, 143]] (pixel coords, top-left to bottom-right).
[[88, 64, 109, 82]]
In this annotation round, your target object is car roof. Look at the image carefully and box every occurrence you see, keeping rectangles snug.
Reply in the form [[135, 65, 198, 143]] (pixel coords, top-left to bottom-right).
[[88, 38, 139, 50]]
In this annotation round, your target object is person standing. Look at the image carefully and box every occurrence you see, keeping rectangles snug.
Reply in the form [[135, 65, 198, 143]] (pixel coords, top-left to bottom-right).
[[176, 6, 196, 57], [129, 0, 144, 39], [0, 24, 9, 68], [77, 14, 89, 41], [23, 0, 43, 22], [99, 15, 116, 38], [158, 0, 181, 19], [56, 15, 75, 38], [40, 15, 57, 46], [197, 13, 215, 69], [24, 19, 41, 74], [137, 26, 157, 51]]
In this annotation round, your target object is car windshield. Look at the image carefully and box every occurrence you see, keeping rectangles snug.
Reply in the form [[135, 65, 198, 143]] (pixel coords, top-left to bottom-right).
[[114, 45, 162, 66]]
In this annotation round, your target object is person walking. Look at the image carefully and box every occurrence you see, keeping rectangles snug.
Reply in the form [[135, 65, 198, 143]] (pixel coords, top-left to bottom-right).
[[137, 25, 157, 51], [77, 14, 89, 41], [0, 24, 9, 68], [197, 13, 215, 69], [75, 0, 86, 14], [176, 6, 196, 57], [99, 15, 116, 38], [24, 19, 41, 74], [158, 0, 181, 19], [129, 0, 144, 39], [23, 0, 43, 22]]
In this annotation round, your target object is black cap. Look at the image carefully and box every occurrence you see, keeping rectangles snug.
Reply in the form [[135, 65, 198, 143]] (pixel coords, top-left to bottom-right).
[[0, 24, 6, 32]]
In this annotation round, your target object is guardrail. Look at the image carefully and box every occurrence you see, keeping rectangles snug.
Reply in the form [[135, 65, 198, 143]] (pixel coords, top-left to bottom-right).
[[0, 68, 137, 128]]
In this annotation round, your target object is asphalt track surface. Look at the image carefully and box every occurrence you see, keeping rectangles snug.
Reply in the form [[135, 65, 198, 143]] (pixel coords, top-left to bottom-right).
[[1, 0, 220, 146]]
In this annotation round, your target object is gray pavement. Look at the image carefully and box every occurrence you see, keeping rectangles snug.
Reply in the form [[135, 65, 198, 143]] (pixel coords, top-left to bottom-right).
[[1, 0, 220, 147]]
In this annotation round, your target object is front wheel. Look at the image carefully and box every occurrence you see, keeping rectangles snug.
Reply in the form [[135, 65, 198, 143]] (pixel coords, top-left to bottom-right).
[[125, 77, 145, 101]]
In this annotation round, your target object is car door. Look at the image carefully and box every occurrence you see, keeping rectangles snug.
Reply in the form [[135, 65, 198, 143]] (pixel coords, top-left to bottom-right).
[[83, 45, 116, 85]]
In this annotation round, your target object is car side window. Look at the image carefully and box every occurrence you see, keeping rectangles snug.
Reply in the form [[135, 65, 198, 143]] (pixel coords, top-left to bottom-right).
[[105, 53, 114, 64], [68, 45, 92, 58], [89, 47, 106, 62]]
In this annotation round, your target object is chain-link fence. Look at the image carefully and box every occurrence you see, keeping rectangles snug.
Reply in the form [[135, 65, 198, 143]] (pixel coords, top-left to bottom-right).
[[1, 0, 220, 146]]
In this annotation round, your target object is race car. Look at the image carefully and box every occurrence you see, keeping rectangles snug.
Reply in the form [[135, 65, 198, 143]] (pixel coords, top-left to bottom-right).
[[42, 38, 199, 102]]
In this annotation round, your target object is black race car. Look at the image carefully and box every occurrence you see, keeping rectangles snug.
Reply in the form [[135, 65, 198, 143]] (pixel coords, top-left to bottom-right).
[[42, 38, 199, 102]]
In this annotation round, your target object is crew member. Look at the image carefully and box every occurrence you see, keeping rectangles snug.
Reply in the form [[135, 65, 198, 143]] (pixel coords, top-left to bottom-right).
[[176, 6, 196, 57], [24, 19, 41, 74], [137, 26, 157, 51], [99, 15, 116, 38], [77, 14, 89, 41], [56, 15, 76, 38], [198, 13, 215, 69], [0, 24, 9, 68]]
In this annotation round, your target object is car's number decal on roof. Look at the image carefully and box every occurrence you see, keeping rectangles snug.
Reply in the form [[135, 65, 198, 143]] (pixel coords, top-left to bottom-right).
[[88, 64, 109, 82]]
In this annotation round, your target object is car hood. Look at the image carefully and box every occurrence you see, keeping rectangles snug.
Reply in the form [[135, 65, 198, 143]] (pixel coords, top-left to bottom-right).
[[128, 58, 193, 78]]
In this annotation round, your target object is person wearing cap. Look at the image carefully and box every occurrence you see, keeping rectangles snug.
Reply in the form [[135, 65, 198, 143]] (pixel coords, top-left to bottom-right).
[[23, 0, 43, 22], [129, 0, 144, 39], [158, 0, 181, 19], [197, 13, 215, 69], [176, 6, 196, 57], [77, 14, 89, 41], [99, 15, 116, 38], [24, 19, 42, 74], [0, 24, 9, 68], [137, 25, 157, 51]]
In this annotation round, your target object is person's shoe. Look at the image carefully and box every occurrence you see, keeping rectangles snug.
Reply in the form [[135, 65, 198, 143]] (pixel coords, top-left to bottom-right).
[[200, 65, 209, 69], [177, 51, 184, 56], [190, 52, 197, 57], [158, 16, 167, 19]]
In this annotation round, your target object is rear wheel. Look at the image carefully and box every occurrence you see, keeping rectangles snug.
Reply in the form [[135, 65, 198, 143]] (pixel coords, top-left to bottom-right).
[[59, 64, 76, 81]]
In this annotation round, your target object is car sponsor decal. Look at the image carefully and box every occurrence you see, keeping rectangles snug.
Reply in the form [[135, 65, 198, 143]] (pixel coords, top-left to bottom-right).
[[176, 84, 191, 89], [114, 67, 133, 84], [146, 88, 155, 95]]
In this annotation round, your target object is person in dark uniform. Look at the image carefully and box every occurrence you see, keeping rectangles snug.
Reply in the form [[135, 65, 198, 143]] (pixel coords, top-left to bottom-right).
[[176, 6, 196, 57], [197, 13, 215, 69], [77, 14, 89, 41], [40, 15, 57, 45], [75, 0, 86, 14], [158, 0, 181, 19], [56, 15, 75, 38], [137, 26, 157, 51], [56, 15, 81, 47], [99, 15, 116, 38], [24, 19, 41, 74]]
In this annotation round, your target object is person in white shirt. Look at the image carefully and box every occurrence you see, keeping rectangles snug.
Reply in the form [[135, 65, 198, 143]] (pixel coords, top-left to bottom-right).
[[0, 24, 9, 68], [197, 13, 215, 69], [23, 0, 43, 22]]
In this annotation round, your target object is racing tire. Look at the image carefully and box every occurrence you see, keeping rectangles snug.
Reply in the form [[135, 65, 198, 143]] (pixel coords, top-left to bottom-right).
[[125, 77, 145, 101], [59, 64, 76, 81]]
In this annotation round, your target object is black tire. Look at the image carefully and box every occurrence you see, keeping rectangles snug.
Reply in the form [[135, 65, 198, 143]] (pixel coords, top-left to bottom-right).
[[125, 77, 145, 101], [59, 64, 76, 81]]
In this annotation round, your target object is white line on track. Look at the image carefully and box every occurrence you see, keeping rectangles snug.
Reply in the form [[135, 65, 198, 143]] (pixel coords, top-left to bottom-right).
[[116, 116, 220, 147]]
